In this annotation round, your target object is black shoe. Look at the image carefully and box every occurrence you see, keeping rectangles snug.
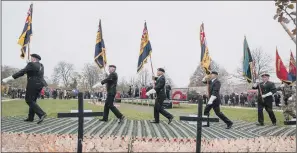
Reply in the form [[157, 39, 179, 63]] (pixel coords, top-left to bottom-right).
[[99, 119, 108, 122], [118, 116, 125, 123], [272, 123, 277, 126], [37, 114, 47, 124], [226, 122, 233, 129], [256, 123, 264, 126], [202, 125, 209, 127], [24, 118, 33, 122], [168, 116, 174, 124], [150, 120, 159, 124]]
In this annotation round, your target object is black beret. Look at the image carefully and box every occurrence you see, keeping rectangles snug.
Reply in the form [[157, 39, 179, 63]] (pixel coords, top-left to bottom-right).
[[211, 71, 218, 75], [109, 65, 116, 68], [157, 68, 165, 73], [30, 54, 41, 60], [261, 73, 270, 77]]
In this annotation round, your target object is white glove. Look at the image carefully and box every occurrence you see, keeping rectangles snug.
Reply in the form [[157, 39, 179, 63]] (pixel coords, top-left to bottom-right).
[[146, 89, 156, 96], [92, 82, 102, 89], [288, 96, 293, 101], [262, 92, 272, 98], [207, 95, 217, 105], [202, 76, 208, 82], [2, 76, 14, 83], [280, 84, 285, 88], [253, 83, 258, 88]]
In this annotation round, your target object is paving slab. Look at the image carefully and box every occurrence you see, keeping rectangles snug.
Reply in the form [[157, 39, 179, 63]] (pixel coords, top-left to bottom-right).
[[1, 117, 295, 139]]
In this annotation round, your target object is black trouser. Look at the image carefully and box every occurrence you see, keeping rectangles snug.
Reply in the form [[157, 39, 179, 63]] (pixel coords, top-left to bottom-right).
[[25, 88, 46, 120], [166, 91, 170, 99], [154, 96, 173, 122], [275, 100, 280, 106], [204, 104, 232, 125], [258, 101, 276, 124], [103, 94, 123, 120]]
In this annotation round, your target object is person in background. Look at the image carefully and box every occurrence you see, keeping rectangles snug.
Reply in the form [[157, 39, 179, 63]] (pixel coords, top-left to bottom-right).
[[239, 93, 245, 106], [165, 83, 171, 100], [274, 92, 281, 107], [134, 85, 139, 98], [40, 88, 45, 99]]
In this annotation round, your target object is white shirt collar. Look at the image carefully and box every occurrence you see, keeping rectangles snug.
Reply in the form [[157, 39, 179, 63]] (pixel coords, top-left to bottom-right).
[[212, 78, 216, 82]]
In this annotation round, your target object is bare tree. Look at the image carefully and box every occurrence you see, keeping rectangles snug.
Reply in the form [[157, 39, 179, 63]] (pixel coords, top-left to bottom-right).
[[118, 77, 129, 93], [81, 63, 104, 90], [164, 73, 175, 87], [188, 61, 229, 87], [137, 69, 151, 86], [52, 61, 75, 88], [1, 65, 29, 88], [234, 48, 273, 82], [128, 77, 136, 86], [76, 74, 88, 91]]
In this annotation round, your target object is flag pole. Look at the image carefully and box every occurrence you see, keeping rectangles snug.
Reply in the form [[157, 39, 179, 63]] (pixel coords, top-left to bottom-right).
[[100, 19, 107, 74], [149, 54, 154, 76], [145, 20, 154, 76], [28, 42, 31, 61]]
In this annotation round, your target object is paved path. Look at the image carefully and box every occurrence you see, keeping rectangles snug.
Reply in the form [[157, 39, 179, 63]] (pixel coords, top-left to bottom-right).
[[1, 99, 20, 102], [188, 104, 283, 112], [2, 117, 295, 140]]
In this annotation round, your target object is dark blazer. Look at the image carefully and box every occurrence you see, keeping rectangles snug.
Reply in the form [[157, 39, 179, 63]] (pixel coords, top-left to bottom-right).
[[12, 62, 47, 90], [203, 78, 221, 105], [252, 81, 276, 103], [101, 72, 118, 95], [153, 75, 166, 98]]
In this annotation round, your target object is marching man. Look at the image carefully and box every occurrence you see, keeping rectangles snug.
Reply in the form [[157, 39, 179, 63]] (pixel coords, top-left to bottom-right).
[[202, 71, 233, 129], [252, 73, 277, 126], [92, 65, 125, 123], [277, 81, 296, 122], [146, 68, 174, 124], [2, 54, 47, 124]]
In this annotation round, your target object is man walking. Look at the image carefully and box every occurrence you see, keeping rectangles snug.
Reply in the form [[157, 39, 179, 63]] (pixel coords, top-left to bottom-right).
[[252, 73, 277, 126], [2, 54, 47, 124], [277, 81, 296, 121], [99, 65, 125, 123], [146, 68, 174, 124], [202, 71, 233, 129]]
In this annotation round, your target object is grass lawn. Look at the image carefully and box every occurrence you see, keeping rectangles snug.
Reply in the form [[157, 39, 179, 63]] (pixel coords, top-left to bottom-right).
[[1, 99, 286, 126]]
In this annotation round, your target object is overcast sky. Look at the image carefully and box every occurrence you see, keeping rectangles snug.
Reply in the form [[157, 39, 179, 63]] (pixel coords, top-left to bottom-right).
[[2, 1, 296, 87]]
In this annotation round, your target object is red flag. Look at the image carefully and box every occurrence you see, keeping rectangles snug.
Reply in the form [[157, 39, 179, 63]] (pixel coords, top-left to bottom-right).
[[288, 51, 296, 82], [276, 49, 289, 81]]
